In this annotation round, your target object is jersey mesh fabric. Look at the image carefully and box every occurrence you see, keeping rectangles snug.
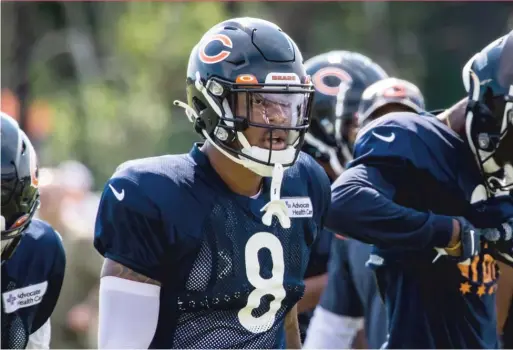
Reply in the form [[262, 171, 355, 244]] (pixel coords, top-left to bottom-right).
[[2, 280, 31, 349], [172, 199, 308, 348]]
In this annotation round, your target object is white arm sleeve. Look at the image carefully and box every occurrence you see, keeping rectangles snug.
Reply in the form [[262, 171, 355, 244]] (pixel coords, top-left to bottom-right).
[[98, 276, 160, 349], [26, 319, 51, 349], [303, 306, 364, 349]]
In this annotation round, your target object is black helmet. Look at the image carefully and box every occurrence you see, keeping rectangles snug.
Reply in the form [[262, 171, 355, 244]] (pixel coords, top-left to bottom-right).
[[1, 112, 40, 262], [357, 77, 425, 127], [174, 17, 315, 177], [303, 51, 388, 171], [462, 30, 513, 193]]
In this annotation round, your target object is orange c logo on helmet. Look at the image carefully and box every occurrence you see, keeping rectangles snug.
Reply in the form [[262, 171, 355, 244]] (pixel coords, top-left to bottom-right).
[[199, 34, 233, 65], [312, 67, 353, 96]]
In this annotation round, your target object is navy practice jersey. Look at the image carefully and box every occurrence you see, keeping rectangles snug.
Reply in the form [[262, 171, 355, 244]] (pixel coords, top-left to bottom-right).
[[319, 237, 388, 349], [326, 112, 513, 348], [2, 219, 66, 349], [94, 143, 331, 349], [298, 228, 332, 341]]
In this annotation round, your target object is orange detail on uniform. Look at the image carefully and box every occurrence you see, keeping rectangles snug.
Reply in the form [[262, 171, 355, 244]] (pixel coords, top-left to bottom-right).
[[236, 74, 258, 84], [28, 143, 39, 188], [334, 233, 347, 240], [11, 214, 29, 229], [382, 85, 408, 98]]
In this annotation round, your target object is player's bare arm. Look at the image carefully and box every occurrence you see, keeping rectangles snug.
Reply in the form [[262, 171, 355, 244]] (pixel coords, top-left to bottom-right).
[[100, 258, 161, 286], [496, 261, 513, 334], [285, 304, 301, 349], [297, 273, 328, 314]]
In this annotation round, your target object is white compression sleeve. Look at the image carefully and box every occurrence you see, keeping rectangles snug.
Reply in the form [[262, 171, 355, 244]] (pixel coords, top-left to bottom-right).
[[26, 319, 51, 349], [98, 276, 160, 349], [303, 306, 364, 349]]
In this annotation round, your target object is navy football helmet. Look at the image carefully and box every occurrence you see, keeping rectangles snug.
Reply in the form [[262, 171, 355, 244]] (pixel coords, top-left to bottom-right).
[[302, 51, 388, 174], [1, 113, 40, 262], [357, 77, 425, 127], [463, 30, 513, 193], [174, 17, 314, 177]]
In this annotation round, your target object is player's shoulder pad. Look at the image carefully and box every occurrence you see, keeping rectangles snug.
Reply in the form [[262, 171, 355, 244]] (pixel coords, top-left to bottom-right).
[[23, 219, 66, 269], [294, 152, 331, 192], [351, 111, 443, 167], [104, 154, 199, 220], [295, 151, 331, 177]]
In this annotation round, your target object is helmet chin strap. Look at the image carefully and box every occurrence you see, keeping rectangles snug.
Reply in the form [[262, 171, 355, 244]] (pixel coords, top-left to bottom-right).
[[173, 99, 292, 229], [260, 163, 291, 229]]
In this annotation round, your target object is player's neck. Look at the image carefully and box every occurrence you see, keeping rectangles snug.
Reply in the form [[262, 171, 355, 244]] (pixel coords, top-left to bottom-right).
[[437, 98, 467, 137], [202, 142, 263, 197]]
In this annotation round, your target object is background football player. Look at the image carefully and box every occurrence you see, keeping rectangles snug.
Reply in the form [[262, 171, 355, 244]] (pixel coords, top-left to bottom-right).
[[325, 31, 513, 348], [94, 17, 331, 349], [298, 50, 389, 342], [299, 51, 389, 348], [1, 113, 66, 349], [305, 76, 425, 349]]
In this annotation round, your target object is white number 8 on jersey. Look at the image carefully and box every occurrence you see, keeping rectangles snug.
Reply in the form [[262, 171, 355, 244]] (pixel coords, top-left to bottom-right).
[[238, 232, 287, 334]]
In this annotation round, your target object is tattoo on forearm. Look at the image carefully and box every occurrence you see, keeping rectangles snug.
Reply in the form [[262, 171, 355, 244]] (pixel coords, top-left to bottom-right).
[[101, 259, 161, 286]]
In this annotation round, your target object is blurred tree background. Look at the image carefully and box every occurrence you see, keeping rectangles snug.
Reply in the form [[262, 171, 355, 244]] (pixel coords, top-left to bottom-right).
[[1, 1, 512, 189]]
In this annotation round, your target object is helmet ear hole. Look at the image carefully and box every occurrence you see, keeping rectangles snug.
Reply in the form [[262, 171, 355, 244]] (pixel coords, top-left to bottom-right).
[[193, 97, 207, 114]]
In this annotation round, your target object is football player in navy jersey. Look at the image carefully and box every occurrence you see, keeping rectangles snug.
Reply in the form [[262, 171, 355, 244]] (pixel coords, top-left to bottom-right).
[[94, 17, 331, 349], [326, 31, 513, 348], [306, 76, 426, 350], [299, 50, 388, 344], [1, 113, 66, 349]]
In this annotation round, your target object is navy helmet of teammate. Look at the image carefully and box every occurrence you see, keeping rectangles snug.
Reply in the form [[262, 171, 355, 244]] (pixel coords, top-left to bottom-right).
[[462, 34, 513, 195], [95, 17, 331, 349], [325, 31, 513, 348], [301, 51, 389, 175], [306, 76, 425, 350], [1, 112, 66, 349], [357, 77, 425, 128], [298, 50, 388, 343]]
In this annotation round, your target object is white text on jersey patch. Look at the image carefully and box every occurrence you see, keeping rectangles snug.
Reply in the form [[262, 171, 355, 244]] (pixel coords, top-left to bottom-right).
[[2, 281, 48, 314], [283, 197, 313, 218]]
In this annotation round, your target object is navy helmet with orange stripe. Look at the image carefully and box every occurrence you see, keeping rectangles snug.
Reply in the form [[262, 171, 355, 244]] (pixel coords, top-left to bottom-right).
[[174, 17, 315, 177], [463, 30, 513, 193], [357, 77, 425, 127], [302, 51, 388, 177], [1, 112, 40, 262]]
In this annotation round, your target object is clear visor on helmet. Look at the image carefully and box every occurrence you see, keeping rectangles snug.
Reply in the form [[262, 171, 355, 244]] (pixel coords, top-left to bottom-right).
[[230, 91, 310, 147]]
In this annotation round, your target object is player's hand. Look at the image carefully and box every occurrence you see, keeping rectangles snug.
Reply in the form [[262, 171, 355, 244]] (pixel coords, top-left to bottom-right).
[[482, 217, 513, 264], [434, 217, 484, 264], [450, 217, 485, 264], [482, 217, 513, 243]]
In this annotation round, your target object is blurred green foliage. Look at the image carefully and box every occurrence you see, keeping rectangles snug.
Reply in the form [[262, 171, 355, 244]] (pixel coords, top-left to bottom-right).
[[1, 1, 512, 189]]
